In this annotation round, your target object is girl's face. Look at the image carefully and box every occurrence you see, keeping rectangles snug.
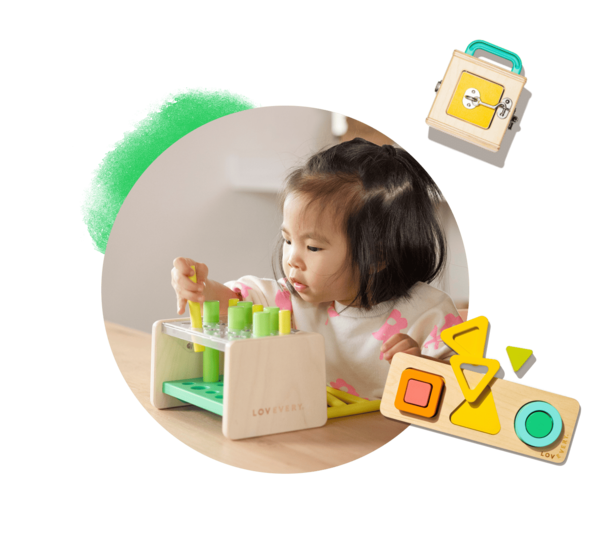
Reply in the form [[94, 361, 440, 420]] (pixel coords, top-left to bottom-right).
[[282, 193, 358, 306]]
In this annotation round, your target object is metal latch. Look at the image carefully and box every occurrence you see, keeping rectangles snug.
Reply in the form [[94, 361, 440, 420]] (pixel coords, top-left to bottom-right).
[[462, 88, 513, 119], [508, 113, 518, 130]]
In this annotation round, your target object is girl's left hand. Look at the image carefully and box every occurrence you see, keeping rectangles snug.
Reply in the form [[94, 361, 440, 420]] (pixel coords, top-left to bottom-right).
[[380, 333, 420, 362]]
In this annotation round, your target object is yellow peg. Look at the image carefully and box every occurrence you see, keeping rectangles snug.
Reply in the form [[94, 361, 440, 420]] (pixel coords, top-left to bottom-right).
[[326, 386, 367, 404], [188, 265, 205, 352], [279, 310, 291, 335], [327, 392, 346, 407], [327, 400, 381, 419]]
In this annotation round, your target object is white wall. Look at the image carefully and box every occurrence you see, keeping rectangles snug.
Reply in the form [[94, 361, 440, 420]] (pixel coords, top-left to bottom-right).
[[102, 106, 468, 332]]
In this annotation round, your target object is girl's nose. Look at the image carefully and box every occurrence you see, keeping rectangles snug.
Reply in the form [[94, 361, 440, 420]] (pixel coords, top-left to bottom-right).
[[287, 247, 305, 270]]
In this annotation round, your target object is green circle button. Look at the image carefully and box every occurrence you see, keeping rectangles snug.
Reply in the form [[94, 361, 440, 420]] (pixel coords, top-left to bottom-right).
[[514, 401, 563, 448], [526, 411, 553, 438]]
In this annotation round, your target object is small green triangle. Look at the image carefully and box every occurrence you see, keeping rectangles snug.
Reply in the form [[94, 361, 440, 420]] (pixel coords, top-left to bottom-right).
[[506, 346, 533, 372]]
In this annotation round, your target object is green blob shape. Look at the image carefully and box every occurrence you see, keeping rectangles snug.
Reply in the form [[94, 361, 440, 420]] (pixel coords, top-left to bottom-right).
[[83, 90, 254, 253], [526, 411, 553, 438]]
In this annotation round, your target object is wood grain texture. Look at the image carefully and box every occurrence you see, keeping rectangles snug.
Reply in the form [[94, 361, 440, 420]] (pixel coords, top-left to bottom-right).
[[222, 332, 328, 439]]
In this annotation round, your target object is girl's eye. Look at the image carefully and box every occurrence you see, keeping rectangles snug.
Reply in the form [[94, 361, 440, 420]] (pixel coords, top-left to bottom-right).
[[282, 237, 318, 250]]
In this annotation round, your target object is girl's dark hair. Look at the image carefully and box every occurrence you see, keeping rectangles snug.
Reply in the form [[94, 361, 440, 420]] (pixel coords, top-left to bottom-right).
[[274, 137, 447, 310]]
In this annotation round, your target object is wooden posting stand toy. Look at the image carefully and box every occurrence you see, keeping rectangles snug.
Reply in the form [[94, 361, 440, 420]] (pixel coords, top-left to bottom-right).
[[151, 317, 328, 440], [426, 40, 527, 152], [151, 293, 328, 440], [381, 317, 580, 462]]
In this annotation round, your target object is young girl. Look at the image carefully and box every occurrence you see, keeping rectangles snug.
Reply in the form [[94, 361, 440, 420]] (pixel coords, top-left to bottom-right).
[[171, 138, 461, 400]]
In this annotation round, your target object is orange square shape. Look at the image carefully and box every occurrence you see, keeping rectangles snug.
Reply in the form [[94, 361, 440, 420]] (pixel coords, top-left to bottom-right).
[[394, 368, 445, 418]]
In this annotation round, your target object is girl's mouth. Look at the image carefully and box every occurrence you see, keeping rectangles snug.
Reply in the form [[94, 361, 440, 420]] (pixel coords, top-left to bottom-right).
[[291, 279, 308, 292]]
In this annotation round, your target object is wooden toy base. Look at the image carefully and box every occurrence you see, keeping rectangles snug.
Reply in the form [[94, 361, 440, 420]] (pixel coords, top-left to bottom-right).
[[151, 318, 328, 440], [381, 354, 580, 463]]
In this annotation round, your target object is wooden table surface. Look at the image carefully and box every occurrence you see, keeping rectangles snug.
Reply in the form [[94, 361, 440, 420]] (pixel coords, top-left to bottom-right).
[[106, 321, 408, 474]]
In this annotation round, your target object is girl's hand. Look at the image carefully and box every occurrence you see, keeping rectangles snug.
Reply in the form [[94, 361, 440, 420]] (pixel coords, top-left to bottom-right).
[[171, 257, 209, 315], [380, 333, 420, 362]]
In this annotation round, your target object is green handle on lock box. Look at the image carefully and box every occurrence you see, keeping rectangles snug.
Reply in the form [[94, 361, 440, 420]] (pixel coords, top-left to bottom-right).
[[465, 40, 523, 75]]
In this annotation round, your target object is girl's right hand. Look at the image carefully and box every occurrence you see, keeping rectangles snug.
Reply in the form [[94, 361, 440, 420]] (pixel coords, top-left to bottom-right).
[[171, 257, 209, 315]]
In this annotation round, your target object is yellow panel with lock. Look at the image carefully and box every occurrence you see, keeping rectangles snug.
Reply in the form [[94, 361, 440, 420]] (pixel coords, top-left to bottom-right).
[[447, 72, 504, 129]]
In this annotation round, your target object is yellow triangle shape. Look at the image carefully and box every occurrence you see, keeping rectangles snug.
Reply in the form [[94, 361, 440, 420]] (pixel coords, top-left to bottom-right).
[[450, 386, 501, 435], [506, 346, 533, 372], [450, 355, 500, 403], [440, 316, 489, 357]]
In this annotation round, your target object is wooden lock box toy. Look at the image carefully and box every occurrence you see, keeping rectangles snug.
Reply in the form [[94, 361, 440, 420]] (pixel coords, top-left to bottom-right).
[[426, 40, 527, 152]]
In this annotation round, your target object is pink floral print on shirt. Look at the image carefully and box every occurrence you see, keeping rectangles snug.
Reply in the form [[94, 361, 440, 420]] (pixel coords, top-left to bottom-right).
[[372, 309, 408, 360], [325, 302, 340, 325], [423, 313, 463, 350], [234, 282, 253, 301], [275, 288, 292, 311]]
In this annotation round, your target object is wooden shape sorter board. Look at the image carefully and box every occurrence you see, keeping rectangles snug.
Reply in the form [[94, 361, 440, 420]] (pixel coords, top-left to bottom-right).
[[151, 318, 328, 440], [426, 50, 527, 152], [381, 354, 580, 463]]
